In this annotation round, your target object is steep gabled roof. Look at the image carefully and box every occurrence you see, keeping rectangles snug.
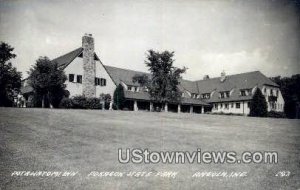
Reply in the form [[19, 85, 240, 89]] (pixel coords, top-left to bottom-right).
[[194, 71, 279, 103], [179, 79, 199, 94], [104, 65, 151, 86], [195, 71, 278, 94], [52, 47, 83, 69], [104, 65, 199, 94]]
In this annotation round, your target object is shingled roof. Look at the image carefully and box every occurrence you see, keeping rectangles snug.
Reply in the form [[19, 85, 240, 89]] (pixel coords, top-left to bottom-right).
[[105, 65, 151, 86], [104, 65, 279, 104], [195, 71, 278, 93], [195, 71, 279, 103], [123, 89, 209, 105], [21, 47, 279, 106], [52, 47, 83, 69]]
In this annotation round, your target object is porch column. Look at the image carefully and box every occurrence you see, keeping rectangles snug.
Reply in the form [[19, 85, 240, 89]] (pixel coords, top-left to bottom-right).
[[178, 104, 181, 113], [201, 106, 204, 114], [150, 102, 153, 112], [164, 103, 168, 112], [109, 101, 113, 110], [190, 105, 193, 113], [134, 100, 138, 111]]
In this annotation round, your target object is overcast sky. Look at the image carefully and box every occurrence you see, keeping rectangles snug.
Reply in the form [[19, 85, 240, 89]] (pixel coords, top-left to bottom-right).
[[0, 0, 299, 80]]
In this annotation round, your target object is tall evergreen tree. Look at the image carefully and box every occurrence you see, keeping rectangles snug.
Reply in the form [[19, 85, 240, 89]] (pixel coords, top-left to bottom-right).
[[113, 84, 125, 110], [249, 88, 268, 117], [0, 42, 22, 106]]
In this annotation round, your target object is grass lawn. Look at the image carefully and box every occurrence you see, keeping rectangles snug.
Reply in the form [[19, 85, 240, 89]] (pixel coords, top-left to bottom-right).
[[0, 108, 299, 189]]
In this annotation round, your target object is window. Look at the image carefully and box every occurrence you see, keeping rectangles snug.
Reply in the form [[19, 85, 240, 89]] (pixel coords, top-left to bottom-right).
[[225, 91, 230, 98], [236, 103, 240, 109], [264, 88, 267, 94], [77, 75, 82, 83], [241, 90, 246, 96], [134, 86, 138, 92], [225, 103, 229, 109], [95, 77, 100, 85], [220, 104, 223, 108], [202, 93, 210, 99], [270, 89, 273, 96], [128, 86, 132, 91], [100, 78, 106, 86], [240, 89, 252, 96], [231, 103, 234, 108], [69, 74, 74, 82], [191, 93, 198, 99], [214, 104, 218, 109], [247, 102, 250, 108], [220, 91, 230, 98]]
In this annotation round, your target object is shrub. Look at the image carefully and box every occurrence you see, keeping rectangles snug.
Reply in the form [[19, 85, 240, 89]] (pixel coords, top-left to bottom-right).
[[267, 111, 286, 118], [59, 98, 73, 109], [60, 95, 102, 109], [72, 96, 88, 109], [86, 97, 101, 109], [113, 84, 125, 110]]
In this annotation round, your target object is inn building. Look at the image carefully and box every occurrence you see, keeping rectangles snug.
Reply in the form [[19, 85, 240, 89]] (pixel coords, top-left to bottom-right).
[[21, 34, 285, 115]]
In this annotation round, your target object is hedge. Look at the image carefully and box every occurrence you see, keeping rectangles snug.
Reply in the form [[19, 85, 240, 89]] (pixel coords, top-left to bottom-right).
[[59, 96, 102, 109]]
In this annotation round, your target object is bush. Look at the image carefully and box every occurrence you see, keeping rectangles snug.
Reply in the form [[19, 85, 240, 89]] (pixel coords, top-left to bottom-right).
[[72, 96, 87, 109], [60, 95, 102, 109], [267, 111, 286, 118], [208, 112, 243, 116], [86, 97, 101, 109], [59, 98, 73, 109]]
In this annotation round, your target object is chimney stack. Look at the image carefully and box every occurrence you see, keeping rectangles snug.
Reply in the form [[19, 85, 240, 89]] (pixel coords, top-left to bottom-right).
[[203, 75, 210, 80], [82, 33, 96, 97], [220, 71, 226, 82]]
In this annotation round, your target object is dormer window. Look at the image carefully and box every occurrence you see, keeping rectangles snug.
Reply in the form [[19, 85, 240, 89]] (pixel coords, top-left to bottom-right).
[[191, 93, 199, 99], [127, 85, 139, 92], [241, 90, 246, 96], [201, 93, 210, 99], [240, 89, 252, 96], [220, 91, 230, 99]]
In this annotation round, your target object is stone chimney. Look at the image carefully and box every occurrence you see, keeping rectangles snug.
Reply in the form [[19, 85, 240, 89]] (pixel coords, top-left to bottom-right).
[[220, 71, 226, 82], [203, 75, 210, 80], [82, 33, 96, 98]]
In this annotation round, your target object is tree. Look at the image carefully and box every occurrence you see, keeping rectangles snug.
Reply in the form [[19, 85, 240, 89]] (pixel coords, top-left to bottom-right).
[[144, 50, 186, 103], [132, 74, 149, 87], [113, 84, 125, 110], [0, 42, 22, 106], [249, 88, 268, 117], [270, 75, 300, 118], [28, 57, 67, 108]]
